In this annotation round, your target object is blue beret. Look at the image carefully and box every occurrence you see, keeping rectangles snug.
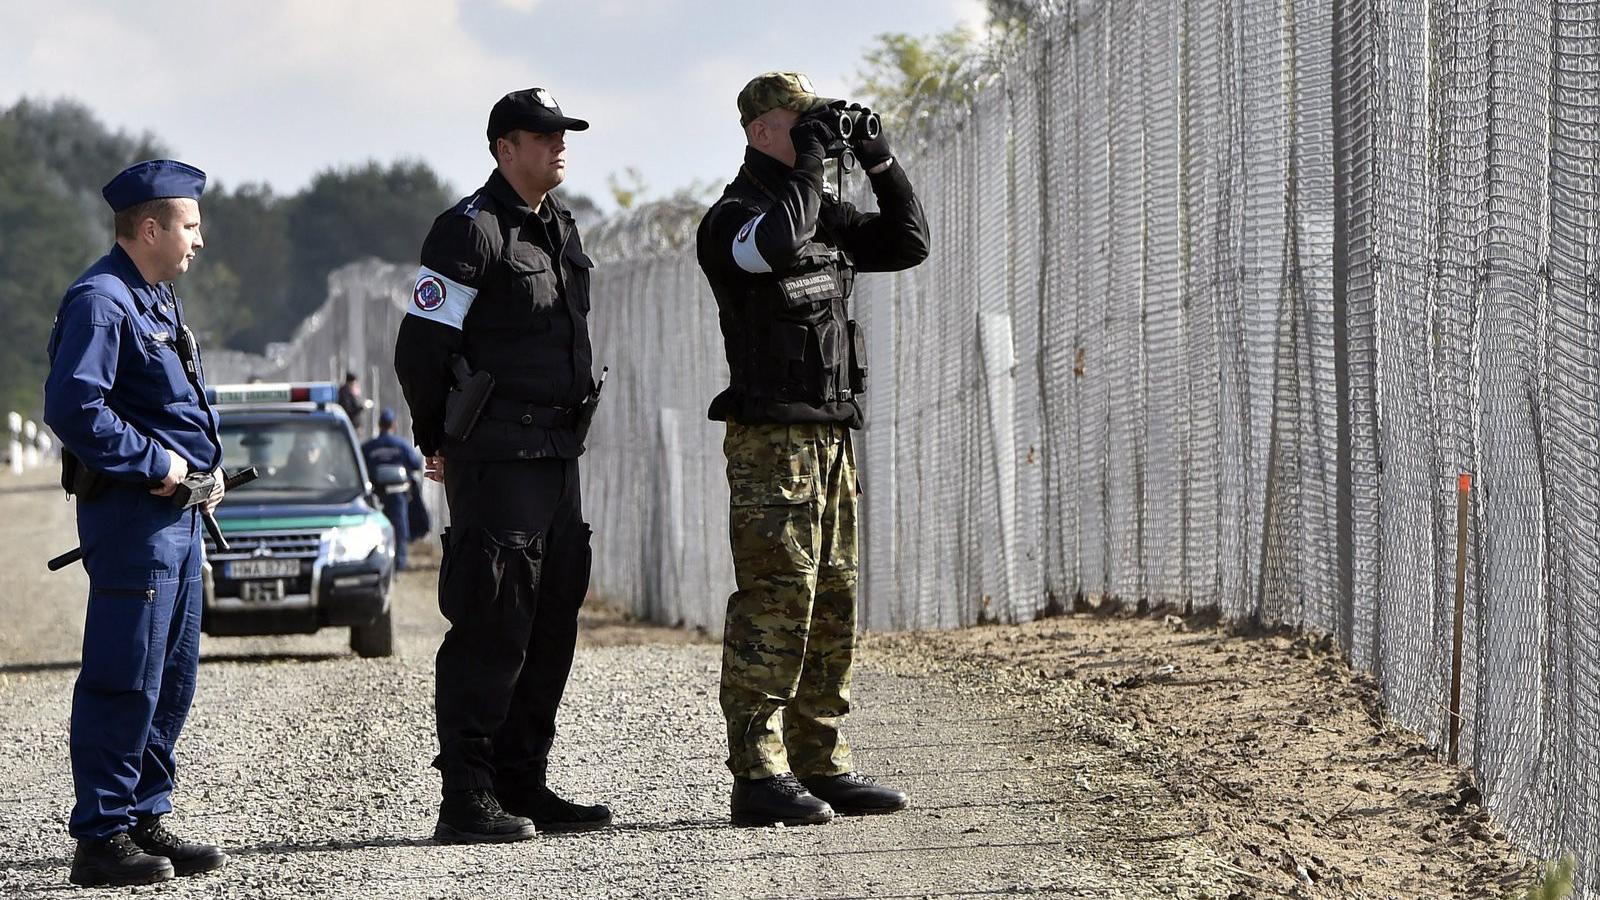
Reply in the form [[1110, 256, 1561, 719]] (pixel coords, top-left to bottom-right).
[[101, 159, 207, 213], [378, 407, 397, 426]]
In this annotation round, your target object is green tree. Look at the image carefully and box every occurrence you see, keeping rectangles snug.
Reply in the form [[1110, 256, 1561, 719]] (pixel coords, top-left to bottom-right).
[[852, 3, 1032, 131], [0, 117, 98, 417], [236, 160, 451, 349], [607, 167, 649, 210], [185, 182, 289, 349], [1, 98, 169, 249]]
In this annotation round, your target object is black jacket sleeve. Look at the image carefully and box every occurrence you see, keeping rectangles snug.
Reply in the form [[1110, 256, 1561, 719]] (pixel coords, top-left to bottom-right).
[[829, 159, 930, 273], [394, 212, 491, 456], [701, 151, 829, 277]]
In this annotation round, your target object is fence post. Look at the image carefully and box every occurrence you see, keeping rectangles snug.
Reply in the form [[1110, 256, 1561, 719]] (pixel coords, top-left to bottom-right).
[[8, 412, 21, 475], [1448, 473, 1470, 763]]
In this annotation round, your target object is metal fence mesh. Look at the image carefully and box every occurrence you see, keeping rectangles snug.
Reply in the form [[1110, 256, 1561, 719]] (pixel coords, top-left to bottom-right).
[[239, 0, 1600, 880]]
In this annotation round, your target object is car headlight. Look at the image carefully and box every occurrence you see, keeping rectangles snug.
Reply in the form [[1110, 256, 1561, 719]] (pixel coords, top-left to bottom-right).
[[325, 521, 389, 564]]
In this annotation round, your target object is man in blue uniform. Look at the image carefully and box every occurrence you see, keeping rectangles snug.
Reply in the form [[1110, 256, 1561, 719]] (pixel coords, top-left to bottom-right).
[[362, 407, 424, 569], [43, 160, 230, 887]]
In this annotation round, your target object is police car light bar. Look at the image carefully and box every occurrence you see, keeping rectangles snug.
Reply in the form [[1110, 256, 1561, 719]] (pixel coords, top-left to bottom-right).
[[205, 383, 339, 405]]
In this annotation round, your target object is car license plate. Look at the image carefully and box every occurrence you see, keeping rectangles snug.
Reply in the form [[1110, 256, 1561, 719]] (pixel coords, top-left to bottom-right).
[[240, 579, 285, 603], [228, 559, 300, 579]]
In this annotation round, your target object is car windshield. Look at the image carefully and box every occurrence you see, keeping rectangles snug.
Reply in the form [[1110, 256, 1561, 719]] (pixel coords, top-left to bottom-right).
[[218, 417, 363, 504]]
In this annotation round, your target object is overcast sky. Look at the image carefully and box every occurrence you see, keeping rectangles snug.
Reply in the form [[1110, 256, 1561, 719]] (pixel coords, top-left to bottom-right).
[[1, 1, 987, 209]]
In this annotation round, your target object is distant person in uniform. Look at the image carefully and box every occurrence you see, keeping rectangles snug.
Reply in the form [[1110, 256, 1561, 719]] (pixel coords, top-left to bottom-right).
[[42, 160, 230, 887], [362, 407, 424, 569], [395, 87, 609, 843], [337, 371, 370, 433], [695, 73, 929, 826]]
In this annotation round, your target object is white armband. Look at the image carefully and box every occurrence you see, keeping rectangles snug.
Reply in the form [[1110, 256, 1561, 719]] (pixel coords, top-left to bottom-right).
[[731, 215, 773, 274], [407, 266, 477, 330]]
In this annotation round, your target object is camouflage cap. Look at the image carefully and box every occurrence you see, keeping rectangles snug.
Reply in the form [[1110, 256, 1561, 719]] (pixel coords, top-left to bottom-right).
[[737, 72, 834, 127]]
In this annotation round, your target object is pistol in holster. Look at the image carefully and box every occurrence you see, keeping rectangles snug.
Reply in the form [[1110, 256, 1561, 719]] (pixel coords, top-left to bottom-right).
[[444, 356, 495, 443]]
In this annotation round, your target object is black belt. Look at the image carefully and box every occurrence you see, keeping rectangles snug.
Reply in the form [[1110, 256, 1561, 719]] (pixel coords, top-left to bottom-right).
[[482, 396, 579, 429]]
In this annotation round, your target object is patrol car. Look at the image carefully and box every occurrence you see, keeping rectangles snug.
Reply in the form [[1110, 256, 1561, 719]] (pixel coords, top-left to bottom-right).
[[201, 382, 401, 657]]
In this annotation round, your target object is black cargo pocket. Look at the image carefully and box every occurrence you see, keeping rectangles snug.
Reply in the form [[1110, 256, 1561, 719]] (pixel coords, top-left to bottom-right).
[[505, 249, 559, 311], [848, 319, 868, 394], [573, 523, 594, 609], [565, 249, 594, 313], [440, 527, 545, 624], [78, 586, 159, 692]]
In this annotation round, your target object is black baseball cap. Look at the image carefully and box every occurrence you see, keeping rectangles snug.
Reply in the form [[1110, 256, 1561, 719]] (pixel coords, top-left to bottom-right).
[[487, 88, 590, 141]]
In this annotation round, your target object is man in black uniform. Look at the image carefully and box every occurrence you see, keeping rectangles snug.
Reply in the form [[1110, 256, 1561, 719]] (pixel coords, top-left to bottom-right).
[[696, 72, 929, 825], [394, 87, 608, 843]]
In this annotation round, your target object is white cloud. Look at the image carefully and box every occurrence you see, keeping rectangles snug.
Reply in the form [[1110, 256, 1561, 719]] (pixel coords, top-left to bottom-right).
[[0, 1, 994, 206]]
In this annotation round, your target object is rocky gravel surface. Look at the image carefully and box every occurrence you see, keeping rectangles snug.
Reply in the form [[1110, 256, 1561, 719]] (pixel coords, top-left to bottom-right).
[[0, 469, 1540, 898], [0, 471, 1230, 899]]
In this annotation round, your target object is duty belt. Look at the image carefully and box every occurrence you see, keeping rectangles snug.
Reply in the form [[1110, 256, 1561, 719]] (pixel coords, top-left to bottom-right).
[[482, 396, 579, 429]]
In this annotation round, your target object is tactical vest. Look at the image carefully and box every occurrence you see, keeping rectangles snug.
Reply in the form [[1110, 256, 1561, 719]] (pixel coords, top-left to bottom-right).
[[710, 182, 867, 419]]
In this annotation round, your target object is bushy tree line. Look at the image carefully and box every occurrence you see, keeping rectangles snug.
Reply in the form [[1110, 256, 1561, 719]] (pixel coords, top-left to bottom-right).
[[0, 99, 477, 417]]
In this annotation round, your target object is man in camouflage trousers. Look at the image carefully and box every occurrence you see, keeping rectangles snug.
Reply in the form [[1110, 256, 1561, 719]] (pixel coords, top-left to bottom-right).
[[695, 72, 929, 826]]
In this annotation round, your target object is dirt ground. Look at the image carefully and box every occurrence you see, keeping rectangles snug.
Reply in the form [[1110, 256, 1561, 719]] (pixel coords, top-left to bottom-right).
[[0, 467, 1544, 898], [870, 610, 1539, 898]]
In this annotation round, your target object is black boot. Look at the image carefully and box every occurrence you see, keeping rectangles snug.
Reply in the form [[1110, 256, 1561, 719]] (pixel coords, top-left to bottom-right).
[[800, 772, 909, 815], [69, 832, 175, 887], [434, 789, 537, 844], [129, 816, 228, 876], [730, 773, 835, 827], [499, 782, 613, 832]]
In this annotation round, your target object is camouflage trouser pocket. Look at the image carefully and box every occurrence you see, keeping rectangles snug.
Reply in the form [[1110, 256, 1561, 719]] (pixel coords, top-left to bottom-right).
[[729, 474, 820, 577]]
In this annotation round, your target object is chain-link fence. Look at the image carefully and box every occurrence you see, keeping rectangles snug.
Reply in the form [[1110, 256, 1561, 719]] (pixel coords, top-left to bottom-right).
[[587, 0, 1600, 882], [238, 0, 1600, 881]]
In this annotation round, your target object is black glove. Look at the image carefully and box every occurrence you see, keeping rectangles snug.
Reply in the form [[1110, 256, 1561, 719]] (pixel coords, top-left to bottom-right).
[[789, 117, 833, 165], [848, 104, 893, 170]]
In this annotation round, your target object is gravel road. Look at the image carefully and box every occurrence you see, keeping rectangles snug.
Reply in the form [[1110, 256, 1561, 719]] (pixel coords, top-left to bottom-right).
[[0, 470, 1235, 899]]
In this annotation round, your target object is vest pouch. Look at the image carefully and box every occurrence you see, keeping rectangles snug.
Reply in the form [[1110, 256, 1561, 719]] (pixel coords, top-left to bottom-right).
[[769, 322, 812, 399], [847, 319, 868, 394]]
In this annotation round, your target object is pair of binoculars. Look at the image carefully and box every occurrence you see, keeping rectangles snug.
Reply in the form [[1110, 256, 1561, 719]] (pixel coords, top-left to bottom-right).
[[814, 106, 881, 143], [801, 103, 882, 167]]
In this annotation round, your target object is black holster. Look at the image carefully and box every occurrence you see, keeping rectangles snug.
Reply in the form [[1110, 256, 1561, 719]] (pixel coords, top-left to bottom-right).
[[60, 449, 114, 501], [444, 357, 495, 443]]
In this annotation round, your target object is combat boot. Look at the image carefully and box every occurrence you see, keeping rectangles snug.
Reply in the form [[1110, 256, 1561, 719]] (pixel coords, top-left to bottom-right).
[[434, 789, 537, 844], [730, 773, 835, 827], [129, 816, 229, 876], [68, 832, 175, 887], [499, 782, 613, 832], [800, 772, 909, 815]]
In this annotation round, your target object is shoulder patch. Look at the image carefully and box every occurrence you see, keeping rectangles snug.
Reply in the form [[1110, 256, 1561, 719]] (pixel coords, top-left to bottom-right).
[[453, 192, 485, 220]]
